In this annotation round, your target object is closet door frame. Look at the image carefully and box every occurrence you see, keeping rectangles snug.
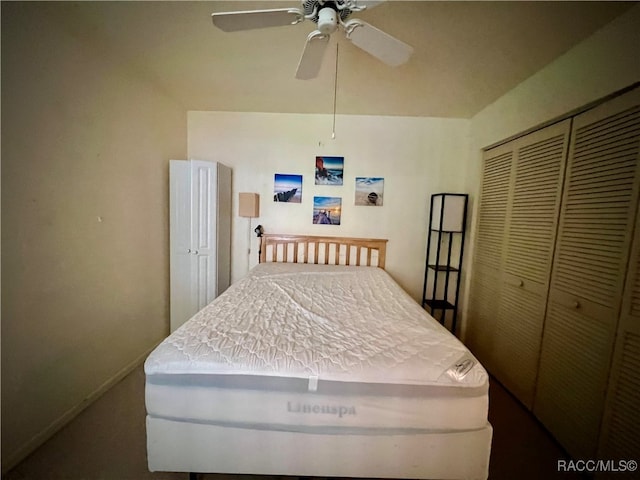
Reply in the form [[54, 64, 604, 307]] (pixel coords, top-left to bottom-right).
[[533, 88, 640, 460], [597, 96, 640, 462], [170, 159, 224, 333], [466, 84, 640, 462]]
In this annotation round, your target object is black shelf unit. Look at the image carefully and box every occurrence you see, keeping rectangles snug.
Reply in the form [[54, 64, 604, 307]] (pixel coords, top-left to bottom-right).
[[421, 193, 468, 335]]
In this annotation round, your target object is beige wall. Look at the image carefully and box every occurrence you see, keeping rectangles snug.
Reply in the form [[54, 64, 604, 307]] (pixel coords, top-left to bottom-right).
[[3, 0, 638, 472], [460, 4, 640, 338], [188, 111, 470, 301], [1, 3, 186, 471]]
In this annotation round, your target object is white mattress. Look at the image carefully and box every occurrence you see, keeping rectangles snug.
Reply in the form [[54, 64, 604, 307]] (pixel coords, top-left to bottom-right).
[[145, 263, 489, 433]]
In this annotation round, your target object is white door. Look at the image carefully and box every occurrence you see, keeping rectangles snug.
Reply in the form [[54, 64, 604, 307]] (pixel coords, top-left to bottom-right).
[[190, 160, 219, 315], [169, 160, 192, 332], [170, 160, 221, 332]]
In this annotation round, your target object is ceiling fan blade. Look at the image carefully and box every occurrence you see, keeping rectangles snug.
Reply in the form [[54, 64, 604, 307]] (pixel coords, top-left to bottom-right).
[[343, 19, 413, 66], [295, 31, 330, 80], [211, 8, 304, 32]]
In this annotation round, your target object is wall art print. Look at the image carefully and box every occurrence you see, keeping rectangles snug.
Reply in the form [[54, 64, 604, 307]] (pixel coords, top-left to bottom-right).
[[315, 156, 344, 186], [274, 174, 302, 203], [313, 196, 342, 225], [355, 177, 384, 206]]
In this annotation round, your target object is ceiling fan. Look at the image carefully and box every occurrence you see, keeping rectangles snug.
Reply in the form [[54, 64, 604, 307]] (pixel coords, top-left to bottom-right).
[[211, 0, 413, 80]]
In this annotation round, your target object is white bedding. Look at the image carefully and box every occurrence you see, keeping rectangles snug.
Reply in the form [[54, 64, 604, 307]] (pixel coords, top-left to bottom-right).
[[146, 262, 491, 478], [146, 262, 487, 387], [146, 263, 488, 432]]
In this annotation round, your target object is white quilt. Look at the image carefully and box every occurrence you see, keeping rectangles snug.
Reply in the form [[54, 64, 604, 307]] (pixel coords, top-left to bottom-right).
[[145, 263, 487, 389]]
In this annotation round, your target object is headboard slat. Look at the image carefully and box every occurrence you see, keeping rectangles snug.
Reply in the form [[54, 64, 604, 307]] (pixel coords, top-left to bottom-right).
[[260, 234, 388, 269]]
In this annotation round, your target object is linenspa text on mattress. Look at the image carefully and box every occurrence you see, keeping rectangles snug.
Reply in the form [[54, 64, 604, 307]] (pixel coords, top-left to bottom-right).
[[287, 401, 356, 417]]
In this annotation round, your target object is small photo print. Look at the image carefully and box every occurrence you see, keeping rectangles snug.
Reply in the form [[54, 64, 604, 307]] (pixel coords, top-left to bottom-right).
[[355, 177, 384, 206], [315, 156, 344, 185], [274, 174, 302, 203], [313, 196, 342, 225]]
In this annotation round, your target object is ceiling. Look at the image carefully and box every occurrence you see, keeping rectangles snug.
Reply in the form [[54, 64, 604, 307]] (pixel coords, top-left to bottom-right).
[[47, 1, 635, 118]]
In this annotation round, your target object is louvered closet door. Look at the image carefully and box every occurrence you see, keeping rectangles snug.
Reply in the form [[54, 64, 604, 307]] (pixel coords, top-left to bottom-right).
[[597, 124, 640, 469], [492, 120, 570, 408], [466, 143, 513, 371], [534, 89, 640, 460]]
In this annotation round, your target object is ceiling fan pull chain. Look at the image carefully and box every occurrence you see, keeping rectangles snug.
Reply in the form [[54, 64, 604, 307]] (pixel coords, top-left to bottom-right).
[[332, 42, 339, 139]]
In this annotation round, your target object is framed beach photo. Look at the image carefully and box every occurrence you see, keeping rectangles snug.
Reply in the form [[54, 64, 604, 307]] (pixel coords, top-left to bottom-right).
[[313, 196, 342, 225], [355, 177, 384, 206], [274, 174, 302, 203], [315, 156, 344, 185]]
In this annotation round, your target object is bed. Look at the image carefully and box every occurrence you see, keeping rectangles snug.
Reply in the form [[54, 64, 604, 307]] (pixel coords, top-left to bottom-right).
[[145, 234, 492, 479]]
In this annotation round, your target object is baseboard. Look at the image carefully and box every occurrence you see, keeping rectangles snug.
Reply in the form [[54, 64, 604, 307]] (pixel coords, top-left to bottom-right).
[[2, 343, 159, 474]]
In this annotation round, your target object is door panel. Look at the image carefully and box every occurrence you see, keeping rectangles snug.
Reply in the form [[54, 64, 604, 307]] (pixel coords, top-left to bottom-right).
[[535, 89, 640, 459], [191, 161, 218, 312], [535, 300, 617, 459], [170, 160, 192, 332], [473, 148, 513, 270], [466, 264, 501, 371], [492, 121, 570, 407], [598, 178, 640, 466], [466, 144, 513, 367]]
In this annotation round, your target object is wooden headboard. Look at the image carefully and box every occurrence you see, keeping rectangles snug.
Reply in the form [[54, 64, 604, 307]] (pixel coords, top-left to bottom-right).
[[259, 234, 388, 269]]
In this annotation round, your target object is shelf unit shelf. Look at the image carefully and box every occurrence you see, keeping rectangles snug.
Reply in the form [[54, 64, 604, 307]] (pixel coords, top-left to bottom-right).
[[423, 299, 456, 310], [422, 193, 468, 335], [427, 264, 459, 272]]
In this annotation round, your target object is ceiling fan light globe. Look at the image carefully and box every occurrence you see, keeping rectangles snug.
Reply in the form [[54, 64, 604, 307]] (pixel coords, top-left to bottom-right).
[[317, 7, 338, 35]]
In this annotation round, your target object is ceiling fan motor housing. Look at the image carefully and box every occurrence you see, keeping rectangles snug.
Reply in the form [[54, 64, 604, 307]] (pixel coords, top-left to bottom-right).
[[317, 7, 338, 34]]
